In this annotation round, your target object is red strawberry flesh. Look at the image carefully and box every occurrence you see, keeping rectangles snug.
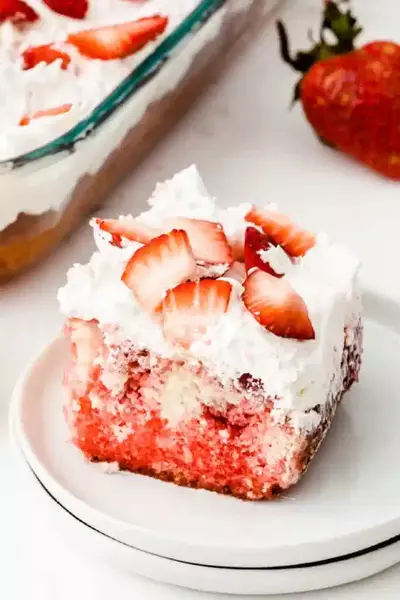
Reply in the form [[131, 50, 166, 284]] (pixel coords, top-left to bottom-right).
[[121, 229, 197, 313], [95, 218, 157, 248], [43, 0, 88, 20], [224, 261, 246, 284], [230, 237, 245, 262], [95, 216, 233, 269], [242, 269, 315, 340], [246, 207, 316, 258], [163, 279, 232, 348], [167, 217, 233, 266], [0, 0, 38, 24], [67, 15, 168, 60], [244, 226, 281, 277], [19, 103, 72, 126], [22, 44, 71, 70]]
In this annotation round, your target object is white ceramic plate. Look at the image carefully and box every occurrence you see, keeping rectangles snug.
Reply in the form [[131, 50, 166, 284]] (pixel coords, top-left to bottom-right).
[[11, 290, 400, 569], [10, 430, 400, 595]]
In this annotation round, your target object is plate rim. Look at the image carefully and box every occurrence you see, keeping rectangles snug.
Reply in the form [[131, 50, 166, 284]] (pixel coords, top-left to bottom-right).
[[10, 288, 400, 568], [11, 436, 400, 595], [18, 443, 400, 572]]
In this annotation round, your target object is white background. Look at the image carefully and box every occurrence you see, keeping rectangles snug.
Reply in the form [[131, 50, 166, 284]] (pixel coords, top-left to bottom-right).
[[2, 0, 400, 597]]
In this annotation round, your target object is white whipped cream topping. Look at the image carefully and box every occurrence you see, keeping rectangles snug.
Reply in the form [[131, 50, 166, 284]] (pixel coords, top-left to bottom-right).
[[0, 0, 201, 160], [58, 166, 362, 432]]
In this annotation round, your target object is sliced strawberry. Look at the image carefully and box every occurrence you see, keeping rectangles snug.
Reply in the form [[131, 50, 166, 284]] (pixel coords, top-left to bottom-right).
[[96, 216, 233, 267], [121, 229, 197, 312], [242, 269, 315, 340], [95, 218, 157, 248], [0, 0, 38, 24], [163, 279, 232, 348], [167, 218, 233, 266], [230, 237, 245, 262], [19, 103, 72, 126], [246, 207, 316, 258], [67, 15, 168, 60], [22, 44, 71, 70], [244, 226, 280, 277], [224, 260, 246, 284], [43, 0, 88, 20]]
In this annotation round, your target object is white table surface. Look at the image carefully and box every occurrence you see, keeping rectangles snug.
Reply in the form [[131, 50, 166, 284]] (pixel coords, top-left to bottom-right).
[[2, 0, 400, 597]]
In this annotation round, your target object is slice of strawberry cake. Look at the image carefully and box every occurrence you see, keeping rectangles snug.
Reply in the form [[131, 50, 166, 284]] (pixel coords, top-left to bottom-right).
[[58, 166, 362, 500]]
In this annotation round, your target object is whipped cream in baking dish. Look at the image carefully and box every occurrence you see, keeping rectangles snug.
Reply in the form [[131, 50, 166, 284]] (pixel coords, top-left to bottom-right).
[[0, 0, 235, 236], [58, 166, 362, 432], [0, 0, 202, 160]]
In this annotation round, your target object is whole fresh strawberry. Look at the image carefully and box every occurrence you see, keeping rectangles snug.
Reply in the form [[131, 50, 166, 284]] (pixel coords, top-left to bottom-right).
[[277, 0, 400, 180]]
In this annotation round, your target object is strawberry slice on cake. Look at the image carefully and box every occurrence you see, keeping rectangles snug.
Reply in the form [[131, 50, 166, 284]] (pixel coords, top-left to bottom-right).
[[246, 207, 316, 258], [58, 166, 363, 500], [242, 269, 315, 340], [244, 226, 280, 277], [163, 279, 232, 348], [19, 103, 72, 126], [122, 229, 198, 312]]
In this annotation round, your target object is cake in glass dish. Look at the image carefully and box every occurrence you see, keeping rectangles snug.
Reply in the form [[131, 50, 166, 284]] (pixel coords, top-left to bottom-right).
[[0, 0, 280, 282], [58, 166, 362, 500]]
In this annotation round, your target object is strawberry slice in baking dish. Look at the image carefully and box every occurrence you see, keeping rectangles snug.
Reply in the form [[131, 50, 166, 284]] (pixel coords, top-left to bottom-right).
[[67, 15, 169, 60], [22, 44, 71, 70], [43, 0, 88, 20], [19, 104, 72, 126], [0, 0, 38, 24]]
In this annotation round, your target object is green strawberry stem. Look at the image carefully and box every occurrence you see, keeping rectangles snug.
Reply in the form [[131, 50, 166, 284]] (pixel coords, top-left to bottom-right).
[[277, 0, 363, 102]]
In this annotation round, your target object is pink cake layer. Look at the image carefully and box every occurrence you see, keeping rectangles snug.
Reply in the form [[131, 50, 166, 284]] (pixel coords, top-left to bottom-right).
[[64, 317, 363, 500]]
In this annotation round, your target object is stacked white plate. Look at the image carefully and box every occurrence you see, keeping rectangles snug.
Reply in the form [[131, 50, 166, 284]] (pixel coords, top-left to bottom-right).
[[9, 290, 400, 595]]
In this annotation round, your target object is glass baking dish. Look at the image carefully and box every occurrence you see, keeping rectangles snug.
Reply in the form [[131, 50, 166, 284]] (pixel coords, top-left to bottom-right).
[[0, 0, 279, 282]]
